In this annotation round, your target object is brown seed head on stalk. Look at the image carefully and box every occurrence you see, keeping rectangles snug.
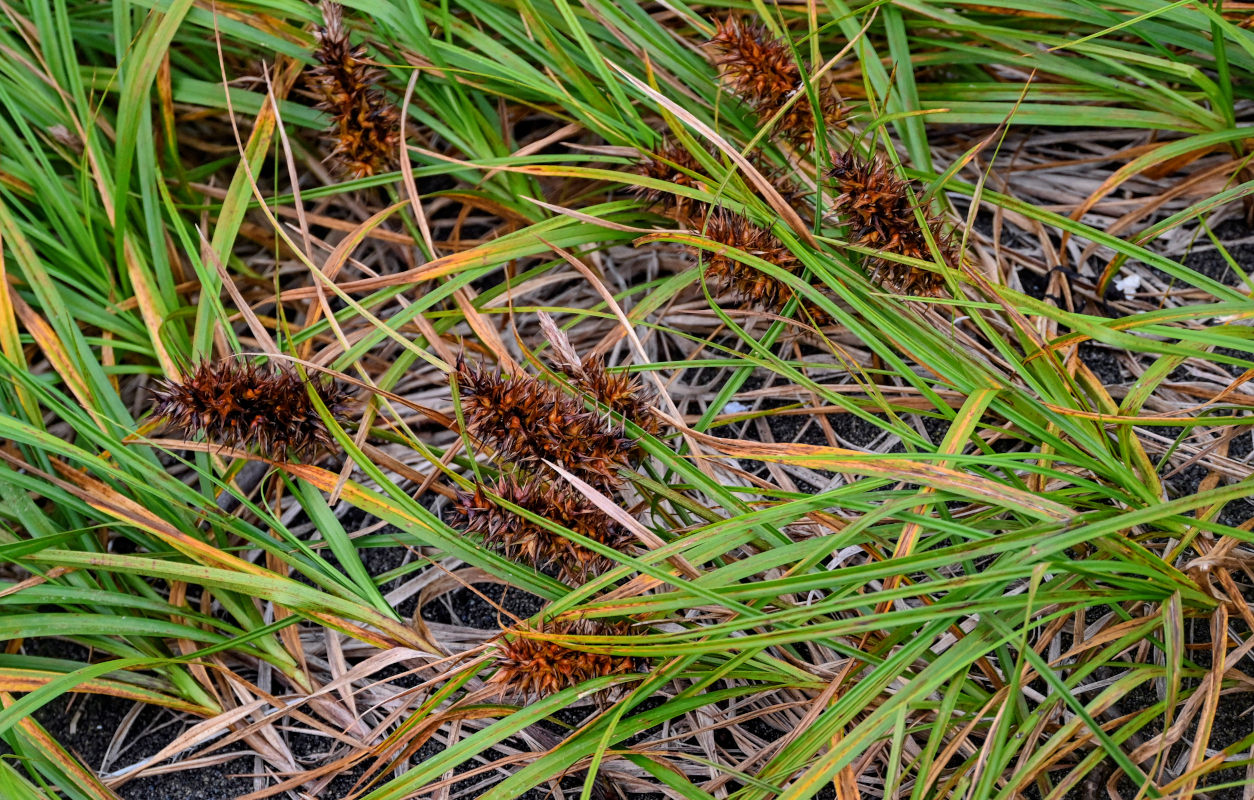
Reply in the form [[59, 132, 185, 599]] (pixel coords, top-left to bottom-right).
[[697, 209, 829, 324], [453, 358, 637, 489], [706, 17, 845, 147], [828, 150, 952, 297], [151, 361, 352, 459], [489, 620, 640, 702], [453, 476, 635, 584], [630, 140, 707, 222], [307, 1, 400, 178], [538, 315, 662, 439], [567, 354, 661, 438]]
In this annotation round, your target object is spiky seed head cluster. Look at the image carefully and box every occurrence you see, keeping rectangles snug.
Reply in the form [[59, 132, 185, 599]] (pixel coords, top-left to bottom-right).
[[706, 17, 845, 148], [697, 209, 830, 324], [151, 361, 351, 459], [828, 151, 952, 297], [453, 359, 638, 489], [630, 139, 708, 222], [489, 620, 639, 701], [550, 354, 662, 439], [453, 476, 635, 585], [307, 1, 400, 178], [575, 355, 661, 437]]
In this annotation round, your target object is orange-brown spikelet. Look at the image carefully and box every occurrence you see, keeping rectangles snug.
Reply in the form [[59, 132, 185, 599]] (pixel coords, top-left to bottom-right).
[[566, 354, 661, 438], [828, 150, 951, 297], [307, 2, 400, 178], [489, 620, 641, 702], [631, 140, 707, 222], [706, 17, 845, 148], [453, 477, 635, 584], [697, 209, 829, 324], [539, 313, 662, 439], [453, 358, 637, 489], [538, 319, 661, 439], [150, 361, 351, 459]]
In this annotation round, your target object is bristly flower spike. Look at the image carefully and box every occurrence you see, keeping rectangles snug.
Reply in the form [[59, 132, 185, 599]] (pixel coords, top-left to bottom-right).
[[150, 361, 352, 459], [307, 1, 400, 178], [828, 150, 953, 297], [706, 17, 845, 148], [694, 208, 830, 325], [453, 475, 635, 585], [489, 620, 641, 701], [538, 312, 661, 438], [452, 357, 638, 490]]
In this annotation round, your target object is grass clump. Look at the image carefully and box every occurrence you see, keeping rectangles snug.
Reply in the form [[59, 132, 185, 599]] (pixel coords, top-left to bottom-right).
[[0, 0, 1252, 798]]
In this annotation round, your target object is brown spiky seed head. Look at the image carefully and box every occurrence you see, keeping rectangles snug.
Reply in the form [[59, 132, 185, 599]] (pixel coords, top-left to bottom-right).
[[307, 1, 400, 178], [706, 17, 845, 147], [489, 620, 640, 701], [453, 476, 635, 584], [708, 17, 799, 103], [453, 359, 637, 489], [150, 361, 351, 458], [697, 209, 829, 324], [563, 355, 661, 438], [828, 151, 951, 297], [538, 313, 662, 439], [631, 140, 707, 222]]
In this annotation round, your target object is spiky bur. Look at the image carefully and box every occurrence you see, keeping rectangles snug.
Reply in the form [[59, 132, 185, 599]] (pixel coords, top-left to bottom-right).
[[453, 359, 637, 489], [630, 140, 707, 222], [453, 476, 635, 585], [706, 17, 845, 148], [306, 1, 400, 178], [150, 361, 352, 459], [538, 314, 661, 439], [565, 355, 662, 438], [696, 209, 830, 324], [828, 151, 952, 297], [489, 620, 640, 701]]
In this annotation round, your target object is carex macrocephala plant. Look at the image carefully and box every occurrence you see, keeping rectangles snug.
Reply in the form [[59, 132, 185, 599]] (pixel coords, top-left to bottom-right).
[[449, 320, 657, 583], [307, 1, 400, 178], [696, 208, 831, 325], [452, 358, 639, 490], [538, 314, 661, 440], [151, 361, 352, 459]]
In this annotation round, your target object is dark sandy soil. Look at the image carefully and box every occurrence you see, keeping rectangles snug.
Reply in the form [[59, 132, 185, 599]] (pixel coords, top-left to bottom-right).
[[16, 221, 1254, 798]]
